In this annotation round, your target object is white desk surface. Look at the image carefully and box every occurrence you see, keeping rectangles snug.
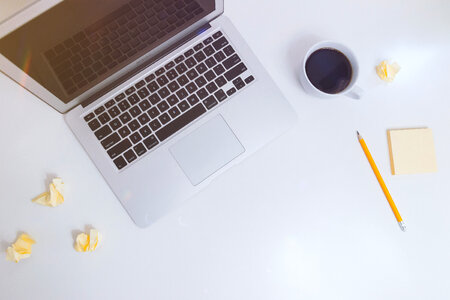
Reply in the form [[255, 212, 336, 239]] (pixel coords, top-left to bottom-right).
[[1, 0, 450, 299]]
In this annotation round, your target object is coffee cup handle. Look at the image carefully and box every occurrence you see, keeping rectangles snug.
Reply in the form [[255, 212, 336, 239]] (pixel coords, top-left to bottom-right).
[[346, 85, 364, 100]]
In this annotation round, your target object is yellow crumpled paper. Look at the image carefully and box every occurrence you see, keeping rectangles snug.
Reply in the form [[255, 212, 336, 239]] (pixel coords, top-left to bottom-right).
[[376, 60, 401, 82], [74, 229, 101, 252], [6, 233, 36, 263], [32, 177, 64, 207]]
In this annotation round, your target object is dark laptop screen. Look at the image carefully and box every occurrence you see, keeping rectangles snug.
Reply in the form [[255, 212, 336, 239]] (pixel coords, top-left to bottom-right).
[[0, 0, 214, 104]]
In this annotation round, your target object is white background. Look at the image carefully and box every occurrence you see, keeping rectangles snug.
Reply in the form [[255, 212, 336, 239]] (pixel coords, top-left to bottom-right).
[[1, 0, 450, 299]]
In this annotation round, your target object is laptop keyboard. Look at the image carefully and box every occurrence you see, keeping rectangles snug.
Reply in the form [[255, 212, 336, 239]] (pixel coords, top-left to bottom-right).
[[83, 31, 255, 170]]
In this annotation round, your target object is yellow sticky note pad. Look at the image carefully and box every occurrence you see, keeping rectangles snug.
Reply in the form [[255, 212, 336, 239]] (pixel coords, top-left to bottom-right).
[[32, 177, 64, 207], [6, 233, 36, 263], [74, 229, 101, 252], [388, 128, 437, 175]]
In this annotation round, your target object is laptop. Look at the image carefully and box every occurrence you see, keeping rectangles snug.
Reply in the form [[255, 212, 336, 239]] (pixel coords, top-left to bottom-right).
[[0, 0, 297, 227]]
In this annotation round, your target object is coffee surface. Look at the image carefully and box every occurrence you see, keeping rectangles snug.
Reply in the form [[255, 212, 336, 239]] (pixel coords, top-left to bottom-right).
[[305, 48, 352, 94]]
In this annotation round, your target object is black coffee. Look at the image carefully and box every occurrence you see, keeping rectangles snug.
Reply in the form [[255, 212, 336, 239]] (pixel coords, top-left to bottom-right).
[[305, 48, 352, 94]]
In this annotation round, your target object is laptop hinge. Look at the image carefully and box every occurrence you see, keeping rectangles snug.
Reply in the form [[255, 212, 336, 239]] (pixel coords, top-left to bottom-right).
[[81, 23, 212, 108]]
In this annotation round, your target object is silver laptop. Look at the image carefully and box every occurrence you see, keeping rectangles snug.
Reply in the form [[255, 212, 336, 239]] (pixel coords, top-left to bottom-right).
[[0, 0, 297, 227]]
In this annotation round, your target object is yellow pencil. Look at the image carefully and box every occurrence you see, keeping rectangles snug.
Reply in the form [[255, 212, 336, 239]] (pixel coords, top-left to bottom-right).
[[357, 131, 406, 231]]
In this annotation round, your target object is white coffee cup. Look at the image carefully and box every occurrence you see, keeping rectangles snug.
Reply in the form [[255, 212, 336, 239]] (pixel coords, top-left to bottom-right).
[[299, 41, 363, 99]]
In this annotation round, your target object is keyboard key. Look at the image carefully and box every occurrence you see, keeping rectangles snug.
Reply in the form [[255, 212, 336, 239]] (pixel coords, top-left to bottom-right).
[[143, 135, 159, 150], [129, 132, 142, 143], [178, 100, 189, 112], [167, 69, 178, 80], [168, 106, 181, 118], [204, 70, 216, 81], [113, 156, 127, 170], [129, 106, 142, 117], [194, 51, 206, 62], [213, 64, 225, 76], [145, 73, 156, 82], [147, 81, 159, 92], [135, 80, 146, 89], [139, 99, 151, 111], [119, 112, 132, 123], [215, 76, 227, 87], [212, 36, 228, 50], [148, 107, 160, 119], [223, 54, 241, 69], [124, 149, 137, 163], [223, 45, 235, 56], [203, 45, 214, 56], [105, 99, 115, 108], [195, 62, 207, 74], [155, 67, 165, 76], [118, 126, 131, 138], [149, 94, 161, 105], [197, 88, 208, 99], [203, 95, 218, 109], [167, 95, 179, 106], [159, 113, 171, 125], [109, 118, 122, 130], [193, 43, 203, 51], [84, 113, 95, 122], [168, 81, 180, 93], [94, 125, 112, 140], [203, 36, 213, 45], [128, 94, 140, 105], [137, 87, 150, 99], [134, 143, 147, 156], [94, 106, 105, 115], [175, 55, 184, 63], [128, 119, 140, 131], [175, 63, 187, 74], [177, 74, 189, 86], [115, 93, 126, 101], [88, 119, 101, 131], [157, 75, 169, 86], [176, 88, 188, 100], [187, 94, 200, 105], [101, 132, 121, 149], [186, 69, 198, 80], [137, 113, 151, 125], [157, 100, 169, 112], [195, 76, 207, 87], [164, 61, 175, 70], [224, 62, 247, 81], [226, 87, 236, 96], [98, 112, 111, 124], [158, 86, 170, 98], [245, 75, 255, 84], [118, 99, 131, 111], [206, 82, 218, 93], [185, 57, 196, 68], [214, 51, 226, 62], [185, 82, 198, 93], [184, 49, 194, 57], [139, 125, 152, 137], [156, 103, 206, 141], [212, 31, 222, 39], [108, 106, 121, 118], [214, 89, 227, 102], [205, 57, 217, 68], [233, 77, 245, 90], [125, 86, 136, 95], [149, 119, 162, 131]]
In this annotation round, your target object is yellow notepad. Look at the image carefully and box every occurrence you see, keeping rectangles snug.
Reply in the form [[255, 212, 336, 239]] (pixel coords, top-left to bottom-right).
[[387, 128, 437, 175]]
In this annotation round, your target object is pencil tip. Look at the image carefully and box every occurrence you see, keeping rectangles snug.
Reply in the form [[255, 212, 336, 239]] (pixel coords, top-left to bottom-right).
[[356, 130, 360, 136]]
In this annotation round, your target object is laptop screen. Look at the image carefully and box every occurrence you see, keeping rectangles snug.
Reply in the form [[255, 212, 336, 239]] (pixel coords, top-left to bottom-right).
[[0, 0, 215, 105]]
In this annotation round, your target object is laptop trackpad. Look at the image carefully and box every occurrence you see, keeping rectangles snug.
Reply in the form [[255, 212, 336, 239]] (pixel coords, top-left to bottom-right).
[[170, 115, 245, 186]]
